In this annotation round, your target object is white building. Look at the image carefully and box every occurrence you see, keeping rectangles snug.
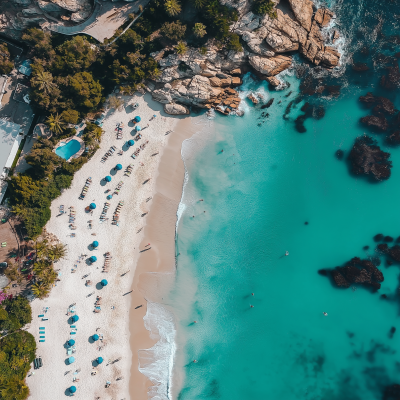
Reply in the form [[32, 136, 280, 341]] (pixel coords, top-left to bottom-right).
[[0, 119, 23, 203]]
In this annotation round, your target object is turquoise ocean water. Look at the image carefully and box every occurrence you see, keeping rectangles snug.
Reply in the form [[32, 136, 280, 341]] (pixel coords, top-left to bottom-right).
[[139, 1, 400, 399]]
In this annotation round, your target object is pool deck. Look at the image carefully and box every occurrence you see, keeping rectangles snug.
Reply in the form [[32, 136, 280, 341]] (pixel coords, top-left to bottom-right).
[[53, 135, 85, 162]]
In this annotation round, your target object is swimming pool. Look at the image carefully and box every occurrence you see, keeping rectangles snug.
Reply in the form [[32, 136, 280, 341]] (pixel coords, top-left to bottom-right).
[[55, 139, 81, 160]]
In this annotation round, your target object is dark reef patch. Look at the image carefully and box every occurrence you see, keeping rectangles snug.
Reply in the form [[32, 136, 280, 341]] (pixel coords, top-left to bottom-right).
[[348, 136, 392, 181], [321, 257, 384, 291], [388, 327, 396, 339], [336, 149, 344, 160], [374, 234, 384, 242]]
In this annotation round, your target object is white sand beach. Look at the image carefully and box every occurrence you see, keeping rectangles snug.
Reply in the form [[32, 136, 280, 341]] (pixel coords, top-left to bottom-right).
[[26, 93, 195, 400]]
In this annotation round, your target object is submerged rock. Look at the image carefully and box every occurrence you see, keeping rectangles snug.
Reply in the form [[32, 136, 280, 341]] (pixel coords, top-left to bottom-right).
[[374, 233, 384, 242], [387, 245, 400, 262], [386, 131, 400, 146], [348, 136, 392, 181], [383, 384, 400, 400], [360, 115, 389, 132], [325, 257, 384, 291], [380, 64, 400, 90], [335, 149, 344, 160], [359, 92, 396, 115], [261, 98, 274, 109], [352, 62, 369, 72]]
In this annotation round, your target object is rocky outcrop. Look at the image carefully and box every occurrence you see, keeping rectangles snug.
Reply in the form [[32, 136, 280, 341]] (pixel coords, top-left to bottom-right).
[[359, 93, 396, 115], [288, 0, 314, 31], [325, 257, 384, 291], [148, 0, 340, 110], [249, 54, 292, 76], [349, 136, 392, 181], [164, 103, 190, 115], [360, 116, 389, 132]]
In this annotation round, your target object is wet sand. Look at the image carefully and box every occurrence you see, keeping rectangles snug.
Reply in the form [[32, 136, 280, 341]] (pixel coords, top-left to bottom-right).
[[128, 117, 199, 399]]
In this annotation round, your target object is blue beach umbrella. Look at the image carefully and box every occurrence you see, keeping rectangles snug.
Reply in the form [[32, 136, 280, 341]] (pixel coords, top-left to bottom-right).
[[100, 279, 108, 287], [128, 139, 134, 146], [107, 195, 112, 200], [67, 339, 75, 347], [89, 203, 96, 210], [92, 334, 99, 341], [134, 116, 141, 122], [72, 315, 79, 322], [68, 357, 75, 364], [105, 175, 112, 182], [69, 386, 76, 393], [116, 164, 122, 170], [97, 357, 103, 364], [135, 125, 141, 132], [90, 256, 97, 263], [92, 241, 99, 248]]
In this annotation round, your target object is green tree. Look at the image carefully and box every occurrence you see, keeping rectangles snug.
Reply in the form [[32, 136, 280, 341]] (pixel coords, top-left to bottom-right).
[[3, 264, 22, 285], [252, 0, 277, 17], [67, 72, 103, 111], [46, 113, 65, 135], [0, 296, 32, 332], [175, 42, 187, 55], [161, 21, 187, 41], [61, 109, 79, 124], [165, 0, 181, 16], [0, 44, 14, 75], [25, 140, 64, 177], [53, 36, 97, 75], [193, 23, 207, 38], [0, 376, 29, 400], [22, 28, 54, 60]]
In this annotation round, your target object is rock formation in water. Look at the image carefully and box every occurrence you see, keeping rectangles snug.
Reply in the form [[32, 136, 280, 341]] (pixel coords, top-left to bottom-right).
[[380, 64, 400, 90], [359, 93, 396, 115], [348, 136, 392, 181], [360, 115, 389, 131], [383, 384, 400, 400], [324, 257, 384, 291]]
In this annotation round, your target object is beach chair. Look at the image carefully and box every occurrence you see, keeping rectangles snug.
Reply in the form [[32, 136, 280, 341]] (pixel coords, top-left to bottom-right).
[[42, 318, 48, 321], [39, 340, 45, 343], [38, 314, 44, 317], [67, 348, 72, 355], [39, 335, 45, 339]]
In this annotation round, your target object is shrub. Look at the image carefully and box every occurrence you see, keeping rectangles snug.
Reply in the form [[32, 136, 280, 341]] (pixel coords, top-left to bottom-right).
[[0, 44, 14, 75], [161, 21, 187, 42], [252, 0, 277, 18], [193, 23, 207, 38], [175, 42, 187, 55], [164, 0, 181, 16], [0, 296, 32, 333]]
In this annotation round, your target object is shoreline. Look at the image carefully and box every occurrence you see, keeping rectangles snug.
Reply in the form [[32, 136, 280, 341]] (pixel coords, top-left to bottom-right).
[[25, 93, 195, 400], [128, 116, 200, 400]]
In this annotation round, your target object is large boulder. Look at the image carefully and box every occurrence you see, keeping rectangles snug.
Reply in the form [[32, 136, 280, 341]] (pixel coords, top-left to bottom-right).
[[314, 8, 334, 27], [288, 0, 314, 31], [164, 103, 190, 115], [360, 116, 389, 132], [249, 54, 292, 76]]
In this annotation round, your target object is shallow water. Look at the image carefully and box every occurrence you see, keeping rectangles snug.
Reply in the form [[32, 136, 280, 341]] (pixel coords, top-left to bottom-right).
[[141, 1, 400, 399]]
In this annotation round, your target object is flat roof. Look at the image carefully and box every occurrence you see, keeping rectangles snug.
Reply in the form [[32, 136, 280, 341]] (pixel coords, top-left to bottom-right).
[[0, 119, 22, 171]]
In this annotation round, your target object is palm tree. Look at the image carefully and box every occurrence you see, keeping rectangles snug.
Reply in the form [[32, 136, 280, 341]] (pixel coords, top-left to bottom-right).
[[31, 70, 56, 94], [33, 260, 50, 276], [192, 0, 207, 8], [0, 377, 29, 400], [31, 282, 49, 299], [35, 239, 49, 259], [41, 268, 57, 286], [175, 42, 187, 55], [46, 113, 65, 135], [193, 23, 207, 38], [165, 0, 181, 16], [47, 243, 67, 262]]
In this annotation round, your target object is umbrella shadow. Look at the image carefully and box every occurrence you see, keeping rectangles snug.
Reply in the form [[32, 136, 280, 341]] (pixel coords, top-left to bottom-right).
[[92, 359, 101, 367], [88, 336, 96, 344], [100, 179, 107, 187], [68, 317, 77, 325], [96, 282, 104, 290], [86, 258, 94, 266], [130, 129, 137, 136], [88, 244, 96, 251], [122, 142, 130, 151], [64, 358, 73, 366], [110, 168, 117, 176], [64, 388, 74, 397]]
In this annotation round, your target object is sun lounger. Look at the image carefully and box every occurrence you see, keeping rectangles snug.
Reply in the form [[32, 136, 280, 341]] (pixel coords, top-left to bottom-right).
[[42, 318, 48, 321], [39, 340, 45, 342], [39, 327, 45, 329], [38, 314, 44, 317], [71, 325, 76, 328], [40, 335, 45, 338], [71, 331, 76, 335]]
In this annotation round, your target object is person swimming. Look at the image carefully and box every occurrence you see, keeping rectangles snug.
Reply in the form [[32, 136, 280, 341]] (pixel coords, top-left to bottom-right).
[[323, 312, 328, 316], [285, 251, 289, 256]]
